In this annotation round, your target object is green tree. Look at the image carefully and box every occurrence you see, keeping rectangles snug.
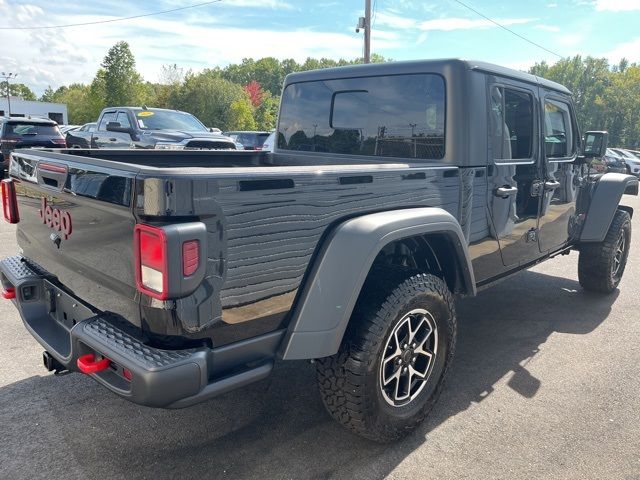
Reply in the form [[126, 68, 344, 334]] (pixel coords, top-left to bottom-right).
[[101, 41, 145, 106], [228, 99, 257, 130], [173, 71, 249, 129], [254, 92, 278, 130], [1, 82, 36, 101], [40, 86, 55, 103]]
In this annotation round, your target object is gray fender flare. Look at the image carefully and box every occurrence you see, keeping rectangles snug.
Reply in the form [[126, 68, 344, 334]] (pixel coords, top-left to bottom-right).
[[279, 207, 476, 360], [579, 173, 638, 243]]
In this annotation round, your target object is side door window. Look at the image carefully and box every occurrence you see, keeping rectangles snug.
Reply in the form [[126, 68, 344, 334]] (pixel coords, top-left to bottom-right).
[[98, 112, 116, 131], [538, 96, 579, 252], [543, 99, 575, 159], [116, 111, 132, 129]]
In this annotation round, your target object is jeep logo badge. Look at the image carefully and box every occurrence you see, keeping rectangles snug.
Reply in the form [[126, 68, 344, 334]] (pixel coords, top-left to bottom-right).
[[39, 198, 72, 240]]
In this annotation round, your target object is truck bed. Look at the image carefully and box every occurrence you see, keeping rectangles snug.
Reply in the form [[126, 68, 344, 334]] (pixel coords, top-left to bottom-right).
[[8, 149, 471, 349]]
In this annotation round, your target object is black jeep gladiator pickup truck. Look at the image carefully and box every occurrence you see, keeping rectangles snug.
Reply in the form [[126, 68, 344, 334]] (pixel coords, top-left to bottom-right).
[[65, 106, 236, 150], [1, 59, 637, 442]]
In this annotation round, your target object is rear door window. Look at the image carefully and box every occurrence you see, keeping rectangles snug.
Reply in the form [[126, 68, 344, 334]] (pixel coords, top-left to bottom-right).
[[491, 87, 534, 161]]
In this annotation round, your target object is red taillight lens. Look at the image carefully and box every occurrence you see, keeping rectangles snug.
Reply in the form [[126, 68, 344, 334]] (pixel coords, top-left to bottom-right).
[[134, 224, 168, 300], [1, 179, 20, 224], [51, 139, 66, 146], [182, 240, 199, 276]]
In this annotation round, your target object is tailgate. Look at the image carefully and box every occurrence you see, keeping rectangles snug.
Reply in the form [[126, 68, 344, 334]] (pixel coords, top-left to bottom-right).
[[9, 151, 141, 326]]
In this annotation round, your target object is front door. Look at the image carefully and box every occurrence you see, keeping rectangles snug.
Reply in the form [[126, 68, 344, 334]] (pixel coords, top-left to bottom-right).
[[538, 92, 580, 253], [93, 110, 133, 149], [487, 80, 544, 267]]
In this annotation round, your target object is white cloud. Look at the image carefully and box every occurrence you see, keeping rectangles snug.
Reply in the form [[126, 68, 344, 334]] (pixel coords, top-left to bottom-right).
[[0, 2, 369, 94], [535, 24, 561, 32], [224, 0, 293, 9], [602, 37, 640, 62], [418, 17, 534, 31], [595, 0, 640, 11], [375, 11, 418, 29]]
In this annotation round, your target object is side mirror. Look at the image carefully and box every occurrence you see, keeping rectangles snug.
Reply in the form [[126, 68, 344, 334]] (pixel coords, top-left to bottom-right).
[[106, 122, 134, 135], [583, 131, 608, 158]]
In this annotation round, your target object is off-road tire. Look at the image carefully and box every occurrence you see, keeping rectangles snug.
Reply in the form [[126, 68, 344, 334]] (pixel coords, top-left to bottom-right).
[[578, 209, 631, 293], [316, 272, 456, 442]]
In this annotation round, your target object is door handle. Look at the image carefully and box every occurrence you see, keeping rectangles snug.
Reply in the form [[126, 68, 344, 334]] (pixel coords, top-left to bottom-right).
[[544, 181, 561, 190], [109, 138, 117, 142], [494, 186, 518, 197]]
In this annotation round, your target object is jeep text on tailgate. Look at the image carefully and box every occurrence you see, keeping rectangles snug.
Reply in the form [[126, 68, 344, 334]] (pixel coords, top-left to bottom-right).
[[1, 59, 637, 442]]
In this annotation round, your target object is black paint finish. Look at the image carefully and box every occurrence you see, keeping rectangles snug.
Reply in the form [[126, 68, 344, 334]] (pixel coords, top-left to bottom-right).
[[7, 59, 589, 351]]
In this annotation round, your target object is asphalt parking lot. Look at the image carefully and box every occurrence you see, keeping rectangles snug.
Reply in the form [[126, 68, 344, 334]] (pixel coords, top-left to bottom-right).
[[1, 196, 639, 480]]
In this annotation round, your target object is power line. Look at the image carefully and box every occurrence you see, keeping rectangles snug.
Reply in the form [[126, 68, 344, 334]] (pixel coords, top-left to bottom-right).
[[0, 0, 223, 30], [451, 0, 562, 58]]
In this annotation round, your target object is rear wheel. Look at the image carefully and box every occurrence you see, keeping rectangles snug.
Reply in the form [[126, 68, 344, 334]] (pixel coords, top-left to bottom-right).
[[578, 209, 631, 293], [316, 273, 456, 442]]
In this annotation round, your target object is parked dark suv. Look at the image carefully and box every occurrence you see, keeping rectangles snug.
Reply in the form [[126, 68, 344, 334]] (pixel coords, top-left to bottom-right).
[[1, 117, 66, 177], [224, 131, 271, 150]]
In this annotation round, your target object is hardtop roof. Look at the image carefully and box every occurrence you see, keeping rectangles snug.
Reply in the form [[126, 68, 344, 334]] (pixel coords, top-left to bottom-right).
[[283, 58, 571, 95]]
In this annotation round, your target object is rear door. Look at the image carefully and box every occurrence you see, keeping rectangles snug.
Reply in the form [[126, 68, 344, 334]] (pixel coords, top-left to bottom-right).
[[12, 152, 141, 326], [487, 78, 545, 267], [538, 92, 580, 252]]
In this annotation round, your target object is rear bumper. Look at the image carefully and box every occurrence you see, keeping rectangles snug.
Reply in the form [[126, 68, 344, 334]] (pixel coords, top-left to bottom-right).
[[1, 255, 277, 408]]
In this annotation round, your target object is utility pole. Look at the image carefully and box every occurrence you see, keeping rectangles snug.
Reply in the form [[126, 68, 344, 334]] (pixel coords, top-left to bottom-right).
[[1, 72, 17, 117], [364, 0, 371, 63], [356, 0, 372, 63]]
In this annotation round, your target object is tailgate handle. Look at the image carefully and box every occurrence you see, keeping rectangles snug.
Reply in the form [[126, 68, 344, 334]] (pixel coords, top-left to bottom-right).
[[77, 353, 111, 374], [37, 162, 68, 190]]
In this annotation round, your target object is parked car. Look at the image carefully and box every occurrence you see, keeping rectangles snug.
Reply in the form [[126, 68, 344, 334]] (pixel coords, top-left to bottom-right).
[[261, 131, 276, 152], [65, 122, 97, 148], [59, 125, 81, 135], [1, 116, 65, 177], [611, 148, 640, 177], [67, 108, 236, 150], [224, 131, 271, 150], [601, 148, 628, 173], [2, 59, 637, 442]]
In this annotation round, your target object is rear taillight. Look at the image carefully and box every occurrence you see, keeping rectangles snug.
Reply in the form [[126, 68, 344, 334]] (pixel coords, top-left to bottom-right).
[[134, 224, 168, 300], [1, 179, 19, 224], [51, 139, 66, 146], [1, 135, 20, 144], [134, 223, 205, 300], [182, 240, 199, 276]]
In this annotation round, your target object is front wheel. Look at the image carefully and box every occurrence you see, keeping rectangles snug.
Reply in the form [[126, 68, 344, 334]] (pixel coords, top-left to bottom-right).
[[316, 273, 456, 442], [578, 209, 631, 293]]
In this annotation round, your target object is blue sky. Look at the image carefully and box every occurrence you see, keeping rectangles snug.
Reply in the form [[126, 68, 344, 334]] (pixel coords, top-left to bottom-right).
[[1, 0, 639, 94]]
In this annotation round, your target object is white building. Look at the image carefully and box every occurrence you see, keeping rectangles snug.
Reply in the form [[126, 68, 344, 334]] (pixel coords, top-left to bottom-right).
[[0, 97, 68, 125]]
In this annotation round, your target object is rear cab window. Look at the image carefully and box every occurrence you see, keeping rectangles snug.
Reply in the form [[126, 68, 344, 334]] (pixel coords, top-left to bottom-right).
[[278, 74, 446, 159]]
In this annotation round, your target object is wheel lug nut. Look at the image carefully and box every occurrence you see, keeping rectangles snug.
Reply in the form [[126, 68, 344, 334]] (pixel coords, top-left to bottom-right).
[[402, 367, 408, 373], [412, 343, 417, 349], [403, 343, 408, 349]]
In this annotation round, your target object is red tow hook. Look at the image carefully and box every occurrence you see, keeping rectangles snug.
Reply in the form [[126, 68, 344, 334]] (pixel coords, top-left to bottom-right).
[[77, 353, 111, 374], [1, 287, 16, 299]]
